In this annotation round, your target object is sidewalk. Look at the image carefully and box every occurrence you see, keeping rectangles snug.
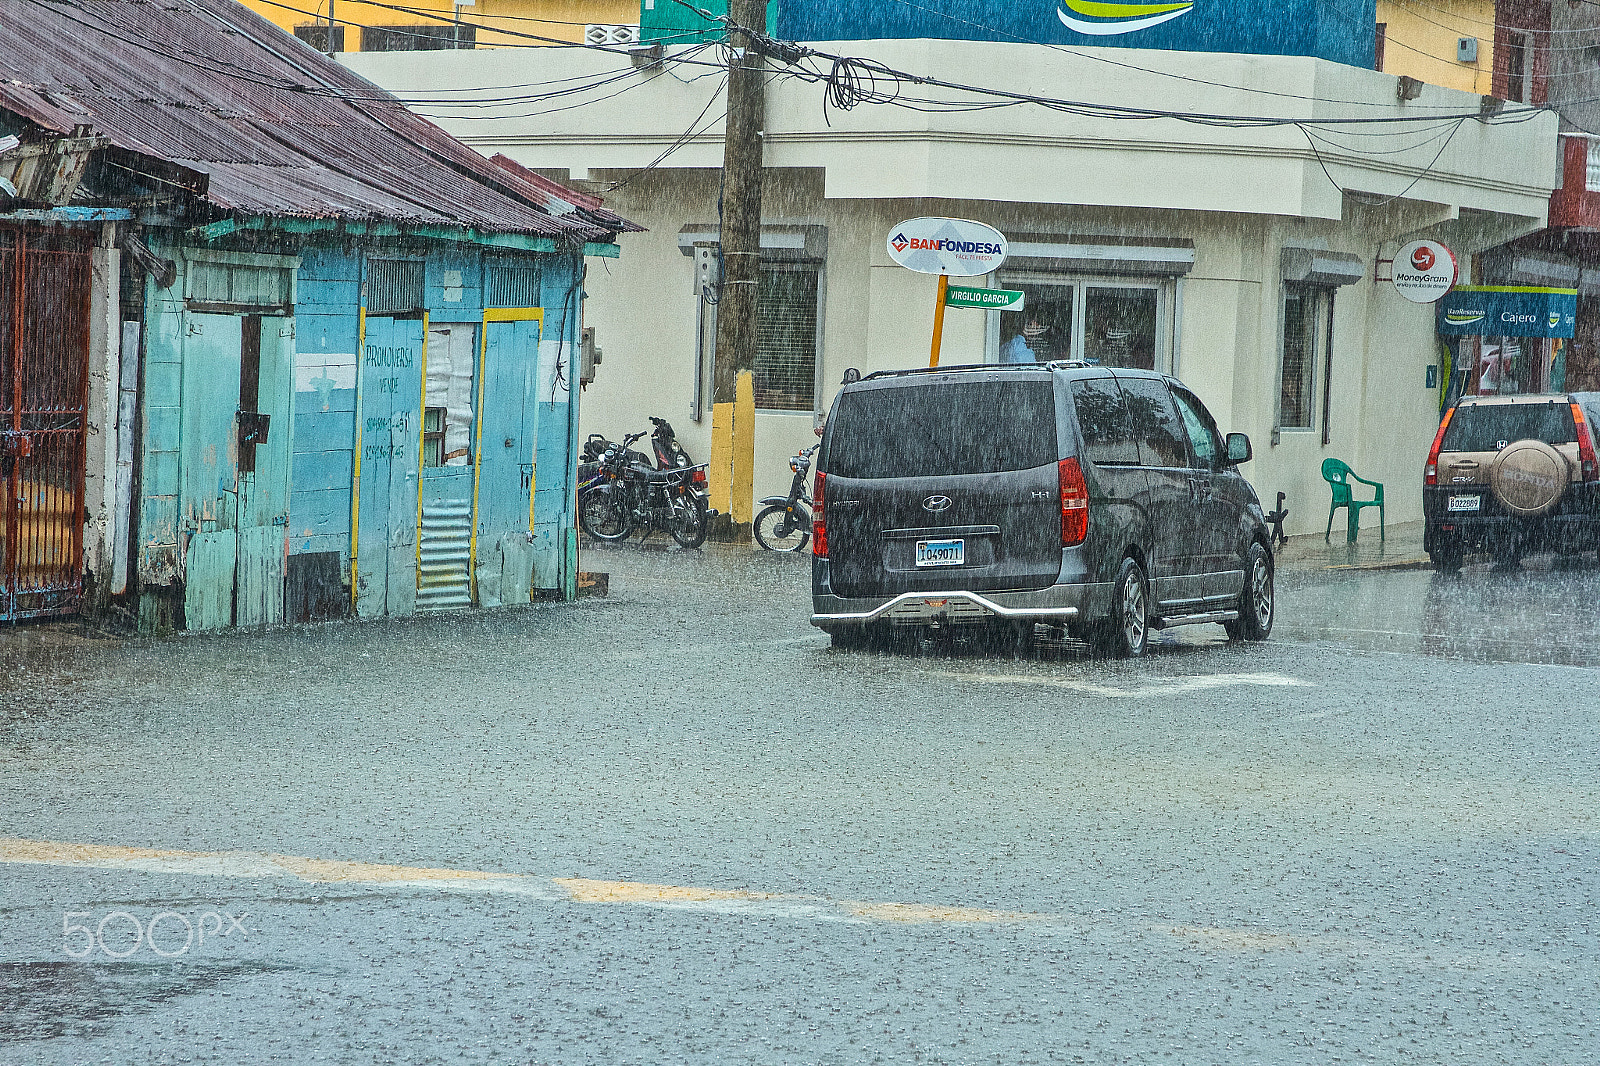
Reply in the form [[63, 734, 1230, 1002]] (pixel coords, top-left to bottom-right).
[[1274, 520, 1432, 573]]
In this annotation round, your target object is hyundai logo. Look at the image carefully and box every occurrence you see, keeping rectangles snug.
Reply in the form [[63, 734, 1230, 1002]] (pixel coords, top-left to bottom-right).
[[922, 495, 953, 513]]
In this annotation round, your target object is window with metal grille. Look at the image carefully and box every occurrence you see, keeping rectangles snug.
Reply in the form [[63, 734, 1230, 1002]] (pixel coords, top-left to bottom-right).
[[366, 259, 424, 315], [486, 260, 541, 308], [1279, 282, 1334, 435], [293, 24, 345, 51], [186, 262, 291, 314], [361, 24, 475, 51], [754, 265, 819, 412]]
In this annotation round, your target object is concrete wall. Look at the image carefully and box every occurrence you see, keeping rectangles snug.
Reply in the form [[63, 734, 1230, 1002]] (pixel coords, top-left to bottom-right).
[[239, 0, 637, 49], [1376, 0, 1495, 94]]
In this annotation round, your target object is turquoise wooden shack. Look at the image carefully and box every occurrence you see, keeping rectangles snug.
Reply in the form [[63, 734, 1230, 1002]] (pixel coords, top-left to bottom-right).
[[0, 0, 635, 629]]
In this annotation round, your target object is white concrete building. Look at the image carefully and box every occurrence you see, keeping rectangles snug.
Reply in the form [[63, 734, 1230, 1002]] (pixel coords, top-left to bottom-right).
[[348, 40, 1556, 533]]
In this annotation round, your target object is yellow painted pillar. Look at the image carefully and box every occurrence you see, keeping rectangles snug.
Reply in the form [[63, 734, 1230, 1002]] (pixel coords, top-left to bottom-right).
[[709, 401, 734, 519], [730, 370, 756, 528]]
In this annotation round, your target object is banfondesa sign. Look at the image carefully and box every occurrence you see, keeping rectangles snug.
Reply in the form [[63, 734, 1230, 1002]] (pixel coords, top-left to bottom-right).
[[1392, 240, 1457, 304], [887, 218, 1008, 277], [1058, 0, 1195, 35]]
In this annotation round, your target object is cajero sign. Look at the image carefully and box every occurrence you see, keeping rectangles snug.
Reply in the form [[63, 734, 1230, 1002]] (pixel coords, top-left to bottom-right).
[[1392, 240, 1457, 304], [887, 218, 1008, 277]]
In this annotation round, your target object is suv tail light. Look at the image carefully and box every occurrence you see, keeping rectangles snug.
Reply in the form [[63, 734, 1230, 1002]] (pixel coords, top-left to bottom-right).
[[1572, 403, 1598, 481], [812, 470, 827, 557], [1058, 457, 1089, 546], [1424, 407, 1455, 486]]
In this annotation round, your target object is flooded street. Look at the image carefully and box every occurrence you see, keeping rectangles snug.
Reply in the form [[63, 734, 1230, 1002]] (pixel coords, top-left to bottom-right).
[[1, 545, 1596, 1064]]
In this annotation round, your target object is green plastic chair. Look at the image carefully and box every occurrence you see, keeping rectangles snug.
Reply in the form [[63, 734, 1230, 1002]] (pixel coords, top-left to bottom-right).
[[1322, 458, 1384, 542]]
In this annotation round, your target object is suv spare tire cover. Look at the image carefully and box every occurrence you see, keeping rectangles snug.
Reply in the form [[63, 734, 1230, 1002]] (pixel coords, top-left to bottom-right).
[[1488, 438, 1570, 517]]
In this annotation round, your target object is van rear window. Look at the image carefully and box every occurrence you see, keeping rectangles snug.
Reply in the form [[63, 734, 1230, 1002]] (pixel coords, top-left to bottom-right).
[[826, 380, 1056, 478], [1443, 402, 1576, 452]]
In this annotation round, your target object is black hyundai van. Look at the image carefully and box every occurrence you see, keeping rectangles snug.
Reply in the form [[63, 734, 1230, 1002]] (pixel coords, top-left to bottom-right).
[[810, 362, 1273, 656]]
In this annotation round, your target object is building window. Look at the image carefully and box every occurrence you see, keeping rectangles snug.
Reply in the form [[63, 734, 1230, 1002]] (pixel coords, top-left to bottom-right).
[[1279, 282, 1334, 434], [361, 24, 475, 51], [1587, 139, 1600, 191], [1505, 32, 1527, 103], [294, 24, 345, 52], [754, 264, 819, 412], [1374, 23, 1386, 71], [994, 275, 1172, 371], [367, 259, 424, 315], [422, 407, 447, 467], [486, 259, 541, 308]]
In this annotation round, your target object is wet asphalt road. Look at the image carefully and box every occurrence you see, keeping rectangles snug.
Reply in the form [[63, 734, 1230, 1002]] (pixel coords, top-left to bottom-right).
[[0, 546, 1596, 1065]]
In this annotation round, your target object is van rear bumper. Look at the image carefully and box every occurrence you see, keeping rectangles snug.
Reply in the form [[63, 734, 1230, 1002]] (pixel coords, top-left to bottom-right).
[[811, 583, 1106, 628]]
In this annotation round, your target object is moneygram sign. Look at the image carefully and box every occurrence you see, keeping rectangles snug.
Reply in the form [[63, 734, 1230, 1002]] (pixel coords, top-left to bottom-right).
[[887, 218, 1008, 277], [1392, 240, 1457, 304]]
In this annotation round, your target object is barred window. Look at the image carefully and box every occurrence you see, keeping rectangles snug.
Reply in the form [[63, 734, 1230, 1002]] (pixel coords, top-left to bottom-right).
[[361, 24, 475, 51], [367, 259, 424, 316], [754, 265, 819, 412], [1279, 282, 1333, 432], [293, 24, 345, 52], [486, 260, 541, 308]]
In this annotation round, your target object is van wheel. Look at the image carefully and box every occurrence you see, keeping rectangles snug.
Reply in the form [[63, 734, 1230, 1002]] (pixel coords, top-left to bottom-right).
[[1224, 542, 1274, 641], [1094, 558, 1149, 658]]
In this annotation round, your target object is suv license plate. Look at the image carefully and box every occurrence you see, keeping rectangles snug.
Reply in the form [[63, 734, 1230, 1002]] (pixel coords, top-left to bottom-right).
[[1447, 494, 1481, 512], [915, 539, 965, 567]]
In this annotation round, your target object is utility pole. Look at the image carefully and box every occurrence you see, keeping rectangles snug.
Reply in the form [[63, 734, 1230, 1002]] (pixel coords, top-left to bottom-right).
[[707, 0, 766, 541]]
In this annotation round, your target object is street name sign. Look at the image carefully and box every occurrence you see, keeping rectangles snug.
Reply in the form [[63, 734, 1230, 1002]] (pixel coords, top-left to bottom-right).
[[945, 284, 1024, 311]]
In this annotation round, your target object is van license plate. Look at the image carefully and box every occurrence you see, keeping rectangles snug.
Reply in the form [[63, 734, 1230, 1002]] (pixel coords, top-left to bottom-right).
[[915, 539, 965, 567], [1447, 495, 1481, 512]]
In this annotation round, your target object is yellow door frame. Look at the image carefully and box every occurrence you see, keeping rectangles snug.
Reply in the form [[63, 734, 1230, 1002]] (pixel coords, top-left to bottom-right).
[[470, 307, 544, 601]]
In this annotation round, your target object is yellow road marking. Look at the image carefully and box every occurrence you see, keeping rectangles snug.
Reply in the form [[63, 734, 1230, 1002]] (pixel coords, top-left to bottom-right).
[[0, 837, 1041, 925]]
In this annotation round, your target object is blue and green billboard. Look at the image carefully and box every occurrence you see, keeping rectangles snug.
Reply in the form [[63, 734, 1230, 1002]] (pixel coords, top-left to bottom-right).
[[644, 1, 1378, 69]]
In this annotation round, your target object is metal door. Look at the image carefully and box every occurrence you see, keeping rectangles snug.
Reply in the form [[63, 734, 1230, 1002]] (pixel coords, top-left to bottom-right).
[[474, 315, 540, 607], [354, 315, 423, 617], [0, 229, 91, 621], [179, 313, 294, 629]]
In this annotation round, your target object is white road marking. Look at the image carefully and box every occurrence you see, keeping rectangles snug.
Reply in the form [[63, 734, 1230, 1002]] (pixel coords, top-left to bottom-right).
[[953, 671, 1314, 698]]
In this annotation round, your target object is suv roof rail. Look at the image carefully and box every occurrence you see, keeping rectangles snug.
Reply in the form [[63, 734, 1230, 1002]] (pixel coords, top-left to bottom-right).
[[859, 362, 1057, 382]]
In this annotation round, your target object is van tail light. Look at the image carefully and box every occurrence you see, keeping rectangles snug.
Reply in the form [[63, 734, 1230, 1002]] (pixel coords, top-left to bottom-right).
[[1059, 457, 1089, 547], [1424, 407, 1455, 486], [812, 470, 827, 557], [1572, 403, 1598, 481]]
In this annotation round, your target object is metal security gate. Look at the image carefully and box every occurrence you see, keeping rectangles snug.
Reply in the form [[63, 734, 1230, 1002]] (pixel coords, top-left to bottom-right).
[[0, 228, 91, 620]]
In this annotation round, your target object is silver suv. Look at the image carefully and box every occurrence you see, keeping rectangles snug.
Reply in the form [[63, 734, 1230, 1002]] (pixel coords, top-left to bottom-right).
[[1423, 393, 1600, 570]]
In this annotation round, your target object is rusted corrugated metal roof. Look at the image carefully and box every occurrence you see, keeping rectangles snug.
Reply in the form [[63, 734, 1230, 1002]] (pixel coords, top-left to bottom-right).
[[0, 0, 638, 242]]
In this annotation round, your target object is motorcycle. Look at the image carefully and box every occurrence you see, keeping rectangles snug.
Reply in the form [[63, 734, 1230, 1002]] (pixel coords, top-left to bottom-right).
[[579, 416, 709, 512], [579, 430, 710, 549], [753, 445, 815, 552]]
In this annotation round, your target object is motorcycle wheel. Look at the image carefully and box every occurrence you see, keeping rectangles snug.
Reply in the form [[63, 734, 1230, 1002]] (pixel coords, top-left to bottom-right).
[[669, 491, 709, 550], [579, 484, 633, 542], [754, 503, 810, 552]]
